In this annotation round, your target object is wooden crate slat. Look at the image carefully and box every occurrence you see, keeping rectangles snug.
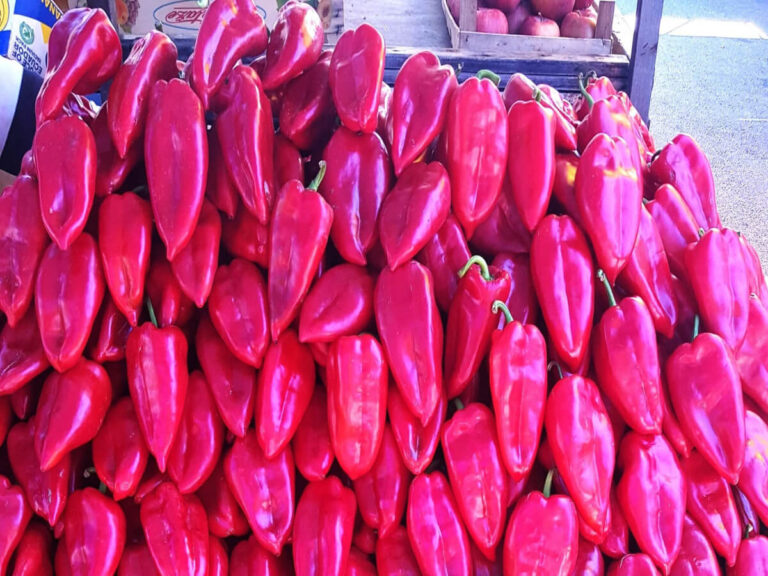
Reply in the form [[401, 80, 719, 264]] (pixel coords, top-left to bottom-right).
[[595, 0, 616, 40], [628, 0, 663, 123]]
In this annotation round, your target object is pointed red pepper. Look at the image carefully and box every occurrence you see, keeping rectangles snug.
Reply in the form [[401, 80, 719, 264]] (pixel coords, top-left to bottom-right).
[[0, 475, 32, 575], [606, 554, 659, 575], [728, 535, 768, 575], [292, 386, 334, 481], [660, 377, 694, 460], [530, 214, 594, 371], [492, 253, 538, 327], [669, 515, 720, 576], [98, 192, 152, 326], [736, 296, 768, 413], [446, 70, 508, 238], [552, 151, 582, 224], [575, 540, 605, 576], [206, 127, 239, 219], [375, 261, 443, 424], [126, 304, 189, 472], [92, 103, 141, 198], [256, 330, 315, 458], [208, 537, 228, 576], [0, 175, 48, 327], [330, 24, 385, 133], [8, 520, 53, 576], [736, 410, 768, 526], [0, 397, 10, 446], [224, 430, 294, 556], [617, 432, 685, 573], [268, 164, 333, 341], [221, 202, 270, 268], [92, 397, 148, 501], [196, 461, 249, 539], [274, 132, 305, 192], [230, 535, 291, 576], [146, 78, 208, 260], [470, 175, 531, 256], [593, 271, 663, 434], [388, 382, 446, 475], [602, 491, 630, 559], [353, 522, 377, 555], [0, 308, 49, 395], [35, 233, 105, 372], [390, 52, 457, 175], [376, 526, 421, 576], [189, 0, 267, 110], [573, 74, 615, 118], [739, 233, 768, 307], [645, 183, 700, 280]]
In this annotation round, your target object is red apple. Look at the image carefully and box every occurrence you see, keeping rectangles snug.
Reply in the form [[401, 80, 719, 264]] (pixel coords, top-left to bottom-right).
[[561, 10, 596, 37], [485, 0, 522, 12], [519, 14, 560, 36], [574, 0, 592, 9], [448, 0, 460, 21], [477, 8, 509, 33], [530, 0, 575, 21], [507, 1, 532, 34]]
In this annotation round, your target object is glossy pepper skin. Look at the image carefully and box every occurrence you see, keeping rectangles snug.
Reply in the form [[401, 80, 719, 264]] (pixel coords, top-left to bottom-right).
[[196, 461, 249, 539], [576, 134, 642, 284], [606, 555, 659, 576], [274, 132, 304, 191], [575, 540, 605, 576], [602, 491, 630, 559], [470, 175, 531, 257], [666, 330, 745, 484], [376, 526, 421, 576], [729, 536, 768, 575], [375, 261, 443, 425], [388, 382, 446, 475], [292, 386, 334, 481], [681, 450, 741, 565], [391, 51, 457, 175], [256, 330, 315, 458], [126, 318, 189, 473], [0, 175, 48, 327], [546, 374, 616, 538], [649, 134, 720, 230], [0, 310, 47, 398], [407, 472, 472, 576], [319, 128, 392, 266], [92, 103, 141, 197], [737, 410, 768, 526], [230, 535, 290, 576], [489, 302, 546, 480], [445, 256, 511, 398], [98, 192, 153, 326], [34, 358, 111, 471], [507, 97, 556, 232], [140, 482, 208, 576], [446, 70, 508, 238], [224, 429, 295, 555], [552, 151, 581, 223], [35, 233, 104, 373], [330, 24, 385, 133], [593, 274, 663, 435], [33, 115, 95, 250], [738, 300, 768, 421], [268, 170, 334, 341], [9, 520, 54, 576], [492, 253, 538, 327], [108, 30, 178, 158], [190, 0, 267, 110], [145, 255, 195, 328], [0, 475, 32, 575], [327, 334, 388, 479], [443, 403, 508, 561], [685, 228, 750, 349], [206, 127, 239, 218], [530, 215, 594, 372], [293, 476, 357, 576], [617, 432, 685, 573], [145, 78, 208, 260], [54, 488, 126, 576], [669, 515, 720, 576], [645, 184, 700, 279]]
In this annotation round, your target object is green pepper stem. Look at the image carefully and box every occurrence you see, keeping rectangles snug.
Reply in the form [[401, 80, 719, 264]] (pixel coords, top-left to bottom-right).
[[532, 86, 543, 103], [578, 73, 594, 110], [308, 161, 327, 191], [543, 469, 555, 499], [597, 269, 617, 307], [698, 228, 706, 238], [453, 398, 465, 411], [146, 297, 159, 328], [692, 314, 700, 341], [650, 148, 663, 164], [99, 481, 108, 494], [476, 69, 500, 86], [547, 361, 564, 381], [459, 255, 492, 282], [492, 300, 513, 326]]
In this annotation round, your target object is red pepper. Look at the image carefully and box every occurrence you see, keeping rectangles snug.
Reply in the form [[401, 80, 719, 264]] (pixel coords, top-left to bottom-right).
[[575, 134, 642, 284], [255, 330, 315, 458], [190, 0, 267, 109], [274, 132, 305, 191], [552, 151, 582, 224], [443, 403, 507, 561], [685, 228, 750, 349], [92, 397, 148, 501], [221, 202, 270, 268], [196, 461, 249, 539], [503, 472, 579, 575], [330, 24, 385, 133], [353, 521, 377, 555], [681, 450, 741, 565], [9, 520, 54, 576], [145, 78, 208, 260], [491, 253, 538, 327], [377, 81, 392, 144], [669, 515, 720, 576], [140, 482, 208, 576], [144, 255, 195, 328], [293, 476, 357, 576], [649, 134, 720, 229], [666, 327, 745, 484], [0, 475, 31, 575], [593, 273, 663, 434], [644, 184, 699, 280], [0, 396, 10, 446], [575, 540, 605, 576], [224, 429, 294, 555], [737, 410, 768, 526], [35, 233, 105, 372], [489, 301, 546, 480], [375, 261, 443, 424], [0, 175, 48, 327], [507, 96, 556, 232], [376, 526, 421, 576], [736, 296, 768, 413], [207, 537, 228, 576], [407, 472, 472, 576], [170, 199, 221, 307], [292, 386, 334, 481], [206, 127, 239, 219], [530, 214, 594, 371], [445, 70, 508, 238], [54, 488, 126, 576], [346, 548, 377, 576], [230, 535, 291, 576], [107, 31, 178, 158], [327, 334, 388, 479], [602, 491, 630, 559], [0, 307, 49, 395], [606, 555, 659, 576], [196, 313, 256, 437], [92, 104, 141, 197], [268, 166, 333, 340], [98, 192, 152, 326], [126, 311, 189, 472], [617, 432, 685, 573], [390, 51, 457, 175], [728, 536, 768, 575], [444, 255, 511, 398], [36, 8, 120, 125], [261, 0, 323, 90], [660, 378, 694, 460], [740, 234, 768, 307]]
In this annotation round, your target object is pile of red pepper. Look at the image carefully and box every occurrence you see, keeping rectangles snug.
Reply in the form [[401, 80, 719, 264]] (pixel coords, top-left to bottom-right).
[[1, 1, 768, 574]]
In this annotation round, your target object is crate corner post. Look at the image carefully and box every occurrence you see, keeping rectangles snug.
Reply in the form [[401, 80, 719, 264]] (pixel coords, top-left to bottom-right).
[[628, 0, 663, 123]]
